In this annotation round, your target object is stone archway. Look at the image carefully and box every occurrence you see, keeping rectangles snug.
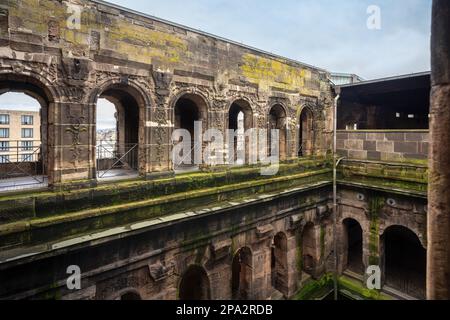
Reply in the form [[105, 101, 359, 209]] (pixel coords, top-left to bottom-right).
[[228, 99, 253, 165], [179, 265, 211, 300], [381, 225, 426, 299], [268, 104, 287, 161], [173, 93, 208, 170], [232, 247, 253, 300], [342, 218, 364, 274], [301, 222, 317, 275], [298, 107, 313, 157], [93, 82, 148, 180], [0, 74, 55, 190]]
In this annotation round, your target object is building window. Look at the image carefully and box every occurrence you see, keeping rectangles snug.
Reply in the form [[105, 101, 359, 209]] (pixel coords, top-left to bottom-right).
[[0, 141, 10, 152], [408, 114, 415, 119], [0, 155, 10, 163], [21, 128, 33, 138], [0, 128, 9, 138], [0, 114, 9, 125], [396, 113, 401, 118], [21, 141, 33, 151], [21, 115, 34, 125], [21, 154, 34, 162]]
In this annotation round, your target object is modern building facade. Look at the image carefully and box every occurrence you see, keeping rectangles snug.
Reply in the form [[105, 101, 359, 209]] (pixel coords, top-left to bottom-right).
[[331, 73, 364, 86], [0, 109, 41, 164]]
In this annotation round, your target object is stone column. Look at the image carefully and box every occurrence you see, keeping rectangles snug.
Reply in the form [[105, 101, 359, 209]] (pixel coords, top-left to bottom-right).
[[148, 71, 174, 177], [286, 233, 300, 297], [427, 0, 450, 300], [251, 241, 272, 300], [208, 262, 232, 300]]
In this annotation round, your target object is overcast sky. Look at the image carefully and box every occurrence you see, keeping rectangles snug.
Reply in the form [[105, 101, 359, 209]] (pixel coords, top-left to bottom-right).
[[0, 0, 432, 129], [105, 0, 431, 78]]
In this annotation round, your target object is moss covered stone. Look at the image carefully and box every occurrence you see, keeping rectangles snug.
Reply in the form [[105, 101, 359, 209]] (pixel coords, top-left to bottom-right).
[[338, 276, 391, 300], [292, 273, 334, 300]]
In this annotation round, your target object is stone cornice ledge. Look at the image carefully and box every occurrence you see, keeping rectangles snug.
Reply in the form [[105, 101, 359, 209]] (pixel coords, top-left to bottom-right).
[[0, 181, 331, 269]]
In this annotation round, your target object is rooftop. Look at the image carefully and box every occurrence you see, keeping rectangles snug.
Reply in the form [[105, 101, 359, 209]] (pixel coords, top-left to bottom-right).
[[336, 71, 431, 89]]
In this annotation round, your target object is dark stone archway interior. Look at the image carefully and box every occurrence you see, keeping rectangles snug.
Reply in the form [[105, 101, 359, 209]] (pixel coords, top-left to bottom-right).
[[232, 247, 252, 300], [271, 233, 288, 295], [120, 291, 141, 300], [384, 226, 426, 299], [302, 223, 316, 274], [175, 98, 200, 137], [179, 266, 210, 300], [174, 96, 203, 167], [268, 105, 287, 159], [345, 219, 363, 274], [299, 108, 313, 157]]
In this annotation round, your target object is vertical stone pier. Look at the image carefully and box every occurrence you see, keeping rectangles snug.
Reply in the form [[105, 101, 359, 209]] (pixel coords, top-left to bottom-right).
[[427, 0, 450, 300]]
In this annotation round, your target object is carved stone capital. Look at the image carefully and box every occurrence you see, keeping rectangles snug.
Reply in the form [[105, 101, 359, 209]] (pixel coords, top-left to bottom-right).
[[148, 261, 173, 282], [256, 224, 274, 240], [210, 239, 232, 261], [288, 213, 304, 231]]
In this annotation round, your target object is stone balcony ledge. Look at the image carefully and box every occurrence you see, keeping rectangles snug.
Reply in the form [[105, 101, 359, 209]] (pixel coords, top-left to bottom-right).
[[0, 181, 331, 270], [0, 159, 332, 252]]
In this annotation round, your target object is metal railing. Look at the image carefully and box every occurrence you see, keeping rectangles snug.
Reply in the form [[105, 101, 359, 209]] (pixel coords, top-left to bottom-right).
[[96, 140, 138, 178], [0, 140, 46, 191], [172, 140, 202, 170], [297, 145, 303, 157]]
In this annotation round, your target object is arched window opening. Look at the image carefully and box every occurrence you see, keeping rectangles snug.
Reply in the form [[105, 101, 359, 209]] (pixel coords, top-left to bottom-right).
[[382, 226, 426, 299], [179, 265, 211, 300], [232, 247, 252, 300], [96, 86, 141, 181], [0, 87, 48, 192], [173, 94, 207, 172], [228, 100, 252, 165], [271, 233, 288, 296], [298, 108, 313, 157], [268, 105, 287, 160], [301, 223, 316, 275], [343, 219, 364, 274]]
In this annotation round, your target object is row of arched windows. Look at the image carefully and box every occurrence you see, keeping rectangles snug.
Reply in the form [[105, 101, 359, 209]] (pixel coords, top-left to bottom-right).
[[0, 75, 315, 190]]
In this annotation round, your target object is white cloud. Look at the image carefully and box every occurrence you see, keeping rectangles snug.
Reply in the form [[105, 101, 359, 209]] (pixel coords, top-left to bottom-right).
[[97, 98, 117, 130], [0, 92, 41, 111]]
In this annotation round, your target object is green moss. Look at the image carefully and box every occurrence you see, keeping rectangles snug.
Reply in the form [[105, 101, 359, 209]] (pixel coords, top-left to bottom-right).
[[0, 159, 334, 249], [39, 282, 63, 300], [296, 235, 303, 273], [292, 273, 334, 300], [320, 225, 326, 259], [368, 194, 384, 265], [339, 161, 428, 195], [0, 158, 331, 221], [338, 276, 391, 300]]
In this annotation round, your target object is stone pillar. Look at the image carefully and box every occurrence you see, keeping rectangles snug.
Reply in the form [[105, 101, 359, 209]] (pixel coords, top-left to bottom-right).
[[336, 220, 347, 274], [208, 263, 232, 300], [251, 241, 272, 300], [427, 0, 450, 300], [286, 233, 300, 297], [148, 71, 174, 177], [56, 100, 95, 186]]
